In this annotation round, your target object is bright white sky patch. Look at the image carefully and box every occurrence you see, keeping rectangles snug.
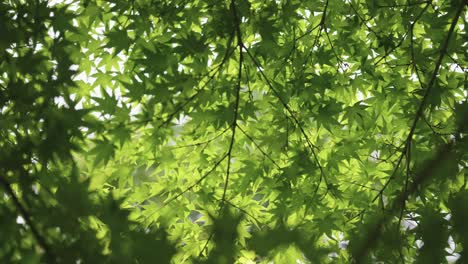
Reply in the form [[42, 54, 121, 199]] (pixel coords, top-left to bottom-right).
[[16, 216, 25, 225], [356, 90, 371, 101]]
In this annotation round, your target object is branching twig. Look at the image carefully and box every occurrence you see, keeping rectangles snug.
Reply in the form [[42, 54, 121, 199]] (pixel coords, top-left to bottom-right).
[[198, 1, 245, 257], [303, 0, 329, 65], [220, 0, 244, 205], [162, 153, 228, 207], [128, 36, 236, 128], [0, 177, 55, 263], [212, 196, 263, 228], [352, 0, 464, 221], [244, 47, 328, 188], [374, 3, 430, 66], [237, 124, 282, 170], [348, 2, 380, 37], [377, 1, 431, 8], [170, 127, 230, 149], [353, 135, 464, 262]]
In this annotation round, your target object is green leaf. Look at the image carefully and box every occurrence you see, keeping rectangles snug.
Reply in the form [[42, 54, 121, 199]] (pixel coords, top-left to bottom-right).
[[89, 138, 116, 166]]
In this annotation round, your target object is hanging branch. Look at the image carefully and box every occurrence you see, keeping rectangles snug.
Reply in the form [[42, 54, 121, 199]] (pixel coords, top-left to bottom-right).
[[353, 134, 465, 262], [374, 3, 431, 66], [243, 48, 328, 188], [198, 1, 245, 257], [170, 126, 230, 149], [374, 0, 464, 200], [348, 0, 464, 224], [237, 124, 282, 170], [128, 34, 236, 127], [161, 153, 229, 207], [220, 0, 244, 205], [0, 176, 56, 263]]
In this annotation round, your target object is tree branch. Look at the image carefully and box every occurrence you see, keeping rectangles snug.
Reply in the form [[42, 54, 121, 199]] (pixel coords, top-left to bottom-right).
[[0, 176, 55, 262], [128, 36, 236, 128], [353, 134, 464, 262], [220, 0, 245, 205], [237, 124, 282, 170], [349, 0, 464, 224], [374, 0, 464, 199], [162, 153, 228, 207], [198, 1, 245, 257], [374, 2, 430, 66], [244, 47, 328, 188]]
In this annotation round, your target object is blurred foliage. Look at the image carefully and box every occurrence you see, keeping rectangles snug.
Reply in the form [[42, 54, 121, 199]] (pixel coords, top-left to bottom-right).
[[0, 0, 466, 263]]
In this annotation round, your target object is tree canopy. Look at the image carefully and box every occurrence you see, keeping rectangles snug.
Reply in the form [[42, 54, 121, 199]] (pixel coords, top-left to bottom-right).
[[0, 0, 467, 263]]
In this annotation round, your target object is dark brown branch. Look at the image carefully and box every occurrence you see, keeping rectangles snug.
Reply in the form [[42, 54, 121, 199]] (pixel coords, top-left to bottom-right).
[[162, 153, 228, 206], [374, 3, 430, 66], [405, 0, 464, 137], [237, 124, 282, 170], [198, 2, 245, 257], [198, 232, 215, 257], [350, 0, 464, 223], [170, 127, 230, 149], [377, 1, 431, 8], [397, 142, 411, 229], [353, 135, 464, 262], [372, 0, 464, 200], [244, 47, 328, 188], [128, 37, 236, 128], [220, 0, 244, 205], [0, 176, 55, 263]]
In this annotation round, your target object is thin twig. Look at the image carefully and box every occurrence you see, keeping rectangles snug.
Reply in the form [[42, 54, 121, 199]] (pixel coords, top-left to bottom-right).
[[220, 0, 244, 205], [128, 37, 236, 128], [352, 0, 464, 221], [244, 47, 328, 188], [0, 177, 56, 263], [374, 3, 430, 66], [377, 1, 431, 8], [353, 135, 463, 261], [198, 1, 245, 257], [236, 124, 282, 170], [169, 127, 230, 149], [161, 153, 228, 207]]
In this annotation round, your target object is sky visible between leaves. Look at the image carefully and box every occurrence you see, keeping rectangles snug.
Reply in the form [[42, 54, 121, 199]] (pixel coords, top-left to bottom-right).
[[0, 0, 467, 263]]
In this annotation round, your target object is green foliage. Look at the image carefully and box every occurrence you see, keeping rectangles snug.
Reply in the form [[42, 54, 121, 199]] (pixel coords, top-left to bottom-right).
[[0, 0, 466, 263]]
